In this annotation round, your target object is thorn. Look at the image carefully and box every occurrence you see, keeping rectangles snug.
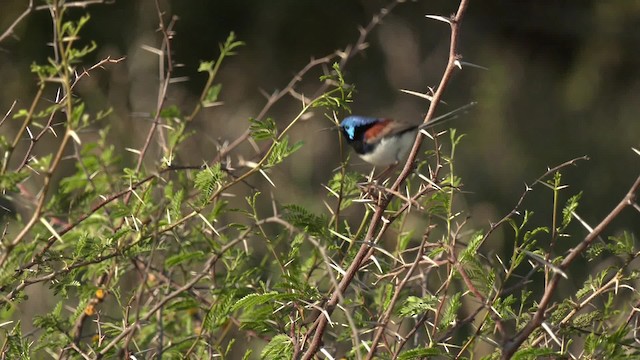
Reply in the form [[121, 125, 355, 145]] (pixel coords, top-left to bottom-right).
[[459, 61, 489, 70], [425, 15, 452, 24], [399, 89, 448, 104]]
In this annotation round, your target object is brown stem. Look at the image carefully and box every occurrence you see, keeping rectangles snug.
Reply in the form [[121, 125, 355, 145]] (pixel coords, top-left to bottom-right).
[[366, 230, 432, 359], [501, 175, 640, 359], [0, 0, 34, 43], [301, 1, 472, 358]]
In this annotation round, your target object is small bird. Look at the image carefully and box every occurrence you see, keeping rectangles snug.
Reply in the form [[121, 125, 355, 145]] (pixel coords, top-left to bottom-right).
[[339, 102, 476, 167]]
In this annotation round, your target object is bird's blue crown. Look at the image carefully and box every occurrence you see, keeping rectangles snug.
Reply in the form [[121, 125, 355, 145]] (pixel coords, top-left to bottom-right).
[[340, 116, 379, 140]]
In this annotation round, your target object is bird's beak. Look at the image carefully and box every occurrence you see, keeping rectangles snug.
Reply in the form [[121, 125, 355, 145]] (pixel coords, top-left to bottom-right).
[[318, 124, 341, 132], [314, 124, 341, 134]]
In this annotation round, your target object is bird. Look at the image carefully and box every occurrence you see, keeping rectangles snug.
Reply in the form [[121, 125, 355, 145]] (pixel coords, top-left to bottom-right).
[[339, 102, 476, 167]]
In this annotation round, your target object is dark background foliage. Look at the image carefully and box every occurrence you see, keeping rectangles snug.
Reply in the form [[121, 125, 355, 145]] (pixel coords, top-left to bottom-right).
[[1, 0, 639, 356], [3, 0, 638, 230]]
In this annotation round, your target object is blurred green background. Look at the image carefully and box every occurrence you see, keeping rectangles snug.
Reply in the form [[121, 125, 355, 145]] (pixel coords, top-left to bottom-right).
[[1, 0, 638, 255]]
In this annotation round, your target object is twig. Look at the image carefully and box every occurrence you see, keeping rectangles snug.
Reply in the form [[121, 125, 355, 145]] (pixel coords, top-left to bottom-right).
[[34, 0, 107, 10], [127, 1, 176, 190], [481, 156, 589, 247], [210, 55, 336, 167], [0, 0, 34, 43], [0, 100, 17, 128], [97, 226, 255, 355], [210, 0, 397, 168], [366, 228, 433, 359], [501, 175, 640, 359], [300, 1, 472, 358]]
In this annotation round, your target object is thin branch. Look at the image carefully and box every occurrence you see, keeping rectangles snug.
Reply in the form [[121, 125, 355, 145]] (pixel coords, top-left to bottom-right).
[[33, 0, 108, 11], [0, 0, 34, 43], [501, 175, 640, 359], [366, 229, 433, 359], [210, 0, 397, 168], [210, 55, 336, 167], [129, 2, 176, 181], [97, 226, 255, 355], [300, 0, 472, 358], [481, 156, 589, 246], [0, 100, 17, 128]]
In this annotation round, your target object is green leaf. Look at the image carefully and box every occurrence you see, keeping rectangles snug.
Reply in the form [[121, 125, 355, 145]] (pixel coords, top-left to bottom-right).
[[512, 347, 559, 360], [33, 302, 66, 334], [450, 128, 466, 146], [203, 83, 222, 106], [459, 231, 484, 263], [397, 231, 413, 252], [12, 108, 30, 118], [282, 204, 328, 237], [204, 290, 237, 330], [167, 122, 189, 150], [315, 63, 353, 111], [67, 41, 97, 64], [4, 322, 31, 360], [522, 226, 549, 244], [160, 105, 182, 119], [261, 334, 293, 360], [195, 164, 225, 204], [31, 62, 59, 78], [380, 283, 393, 310], [608, 231, 634, 256], [249, 117, 277, 141], [398, 295, 438, 317], [573, 311, 600, 329], [169, 189, 184, 219], [561, 192, 582, 230], [327, 171, 360, 209], [122, 167, 140, 182], [0, 171, 28, 192], [231, 291, 280, 312], [166, 296, 200, 312], [198, 60, 214, 72], [165, 250, 206, 267], [397, 347, 441, 360], [220, 31, 245, 56], [210, 198, 228, 219], [70, 102, 86, 128], [439, 293, 461, 329], [286, 232, 305, 262], [493, 294, 517, 318], [267, 136, 303, 167]]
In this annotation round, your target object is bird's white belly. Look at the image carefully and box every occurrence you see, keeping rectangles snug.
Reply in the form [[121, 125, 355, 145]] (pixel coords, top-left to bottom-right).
[[359, 130, 417, 166]]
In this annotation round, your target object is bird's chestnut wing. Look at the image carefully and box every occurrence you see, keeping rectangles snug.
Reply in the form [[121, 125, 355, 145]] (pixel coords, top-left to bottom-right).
[[363, 119, 416, 144]]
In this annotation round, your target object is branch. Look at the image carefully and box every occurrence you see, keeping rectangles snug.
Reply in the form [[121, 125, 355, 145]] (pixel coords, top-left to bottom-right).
[[501, 174, 640, 359], [97, 225, 255, 355], [300, 0, 472, 358], [0, 0, 33, 43], [366, 229, 433, 359], [128, 1, 177, 186]]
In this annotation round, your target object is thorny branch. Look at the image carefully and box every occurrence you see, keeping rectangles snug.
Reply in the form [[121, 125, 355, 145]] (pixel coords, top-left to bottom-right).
[[301, 0, 472, 358], [501, 175, 640, 358], [1, 0, 404, 342]]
